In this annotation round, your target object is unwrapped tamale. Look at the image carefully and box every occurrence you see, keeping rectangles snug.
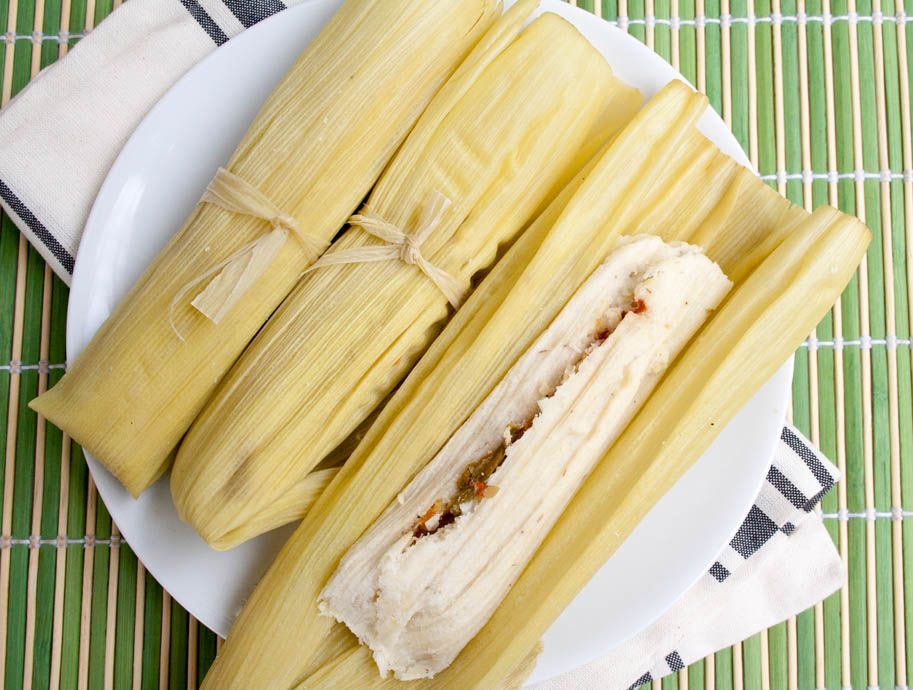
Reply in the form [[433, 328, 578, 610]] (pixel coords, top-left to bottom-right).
[[199, 81, 866, 690], [171, 7, 642, 550], [320, 235, 732, 680], [29, 0, 500, 497]]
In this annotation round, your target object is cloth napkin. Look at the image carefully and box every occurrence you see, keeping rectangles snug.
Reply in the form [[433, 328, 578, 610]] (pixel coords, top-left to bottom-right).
[[530, 425, 843, 690], [0, 0, 307, 282], [0, 4, 844, 688]]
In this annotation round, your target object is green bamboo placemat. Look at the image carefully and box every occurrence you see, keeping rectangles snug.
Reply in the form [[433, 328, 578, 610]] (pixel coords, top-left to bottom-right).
[[1, 0, 911, 688]]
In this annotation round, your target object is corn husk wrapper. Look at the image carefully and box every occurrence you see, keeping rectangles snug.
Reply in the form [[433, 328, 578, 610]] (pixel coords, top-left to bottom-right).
[[200, 82, 862, 689], [28, 0, 499, 497], [171, 7, 642, 550]]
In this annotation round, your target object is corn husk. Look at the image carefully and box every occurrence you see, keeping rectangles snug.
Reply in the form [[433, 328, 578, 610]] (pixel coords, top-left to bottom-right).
[[28, 0, 500, 497], [200, 82, 859, 689], [171, 7, 642, 550]]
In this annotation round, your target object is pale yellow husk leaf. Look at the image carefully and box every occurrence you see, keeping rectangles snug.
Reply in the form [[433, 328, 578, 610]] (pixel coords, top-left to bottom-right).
[[29, 0, 500, 497]]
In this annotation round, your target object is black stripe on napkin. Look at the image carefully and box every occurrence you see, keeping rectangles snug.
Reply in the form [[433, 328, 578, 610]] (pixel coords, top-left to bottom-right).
[[665, 651, 685, 672], [781, 426, 835, 492], [709, 561, 730, 582], [0, 178, 75, 275], [222, 0, 286, 27], [628, 671, 653, 690], [767, 465, 809, 512], [729, 505, 779, 559], [180, 0, 229, 45]]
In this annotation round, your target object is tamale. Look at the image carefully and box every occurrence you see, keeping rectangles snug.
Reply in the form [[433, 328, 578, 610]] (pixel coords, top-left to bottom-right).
[[171, 8, 642, 550], [320, 235, 732, 680], [29, 0, 500, 497], [294, 208, 869, 690], [199, 81, 817, 690]]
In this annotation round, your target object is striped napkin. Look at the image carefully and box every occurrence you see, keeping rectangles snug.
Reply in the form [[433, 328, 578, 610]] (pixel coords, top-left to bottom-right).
[[0, 3, 844, 688]]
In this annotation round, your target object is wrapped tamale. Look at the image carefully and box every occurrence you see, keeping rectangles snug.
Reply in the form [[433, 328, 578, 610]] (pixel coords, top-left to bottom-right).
[[29, 0, 501, 497], [320, 235, 733, 679], [171, 7, 642, 550], [199, 81, 867, 690]]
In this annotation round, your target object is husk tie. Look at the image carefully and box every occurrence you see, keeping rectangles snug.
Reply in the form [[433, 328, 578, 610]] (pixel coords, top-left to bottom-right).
[[305, 191, 468, 309], [169, 168, 328, 339]]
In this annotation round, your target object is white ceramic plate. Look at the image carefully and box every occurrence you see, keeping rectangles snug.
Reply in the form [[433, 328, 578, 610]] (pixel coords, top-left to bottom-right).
[[68, 1, 792, 685]]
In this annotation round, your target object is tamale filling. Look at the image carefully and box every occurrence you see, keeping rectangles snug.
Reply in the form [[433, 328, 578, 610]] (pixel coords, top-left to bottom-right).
[[412, 446, 506, 540], [409, 314, 633, 542]]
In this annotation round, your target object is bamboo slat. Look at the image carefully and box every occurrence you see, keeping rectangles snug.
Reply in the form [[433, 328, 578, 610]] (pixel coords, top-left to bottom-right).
[[673, 0, 681, 68], [843, 2, 880, 687], [698, 0, 707, 92], [76, 480, 96, 690], [722, 0, 733, 124], [103, 522, 118, 690], [871, 1, 908, 687], [133, 560, 144, 690], [159, 591, 170, 690], [188, 616, 197, 689]]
